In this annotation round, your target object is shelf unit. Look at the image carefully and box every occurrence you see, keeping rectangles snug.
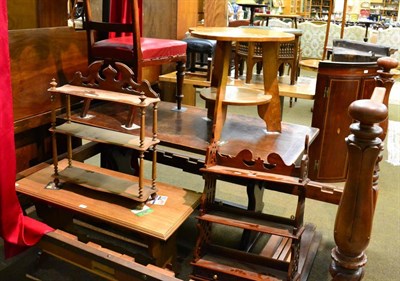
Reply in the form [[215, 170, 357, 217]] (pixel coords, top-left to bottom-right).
[[47, 61, 160, 208], [190, 140, 320, 280], [289, 0, 308, 16], [370, 0, 399, 20], [307, 0, 331, 19]]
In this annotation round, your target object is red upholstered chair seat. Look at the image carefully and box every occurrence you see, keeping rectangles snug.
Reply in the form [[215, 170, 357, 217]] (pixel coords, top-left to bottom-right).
[[92, 37, 187, 63]]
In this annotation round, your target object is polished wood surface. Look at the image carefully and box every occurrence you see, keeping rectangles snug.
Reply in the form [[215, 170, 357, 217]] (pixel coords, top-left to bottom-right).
[[10, 27, 87, 126], [8, 0, 69, 29], [16, 159, 201, 267], [72, 101, 319, 166], [143, 0, 198, 40], [10, 27, 87, 173], [17, 159, 200, 240], [203, 0, 227, 27], [190, 26, 294, 42], [190, 27, 294, 138], [71, 101, 345, 205]]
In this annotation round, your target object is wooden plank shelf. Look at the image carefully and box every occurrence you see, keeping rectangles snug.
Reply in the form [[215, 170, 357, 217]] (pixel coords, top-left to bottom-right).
[[56, 165, 157, 203], [200, 86, 271, 106], [191, 223, 321, 281], [159, 71, 316, 101], [51, 122, 159, 151], [201, 165, 306, 186], [191, 250, 286, 281], [51, 84, 160, 107], [197, 213, 303, 239]]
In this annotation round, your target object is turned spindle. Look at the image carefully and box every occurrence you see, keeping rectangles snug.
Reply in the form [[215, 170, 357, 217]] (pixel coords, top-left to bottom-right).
[[330, 98, 388, 280], [375, 56, 398, 141]]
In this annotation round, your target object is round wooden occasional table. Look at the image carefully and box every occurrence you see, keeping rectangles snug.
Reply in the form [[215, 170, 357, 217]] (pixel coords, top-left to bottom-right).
[[190, 27, 294, 140]]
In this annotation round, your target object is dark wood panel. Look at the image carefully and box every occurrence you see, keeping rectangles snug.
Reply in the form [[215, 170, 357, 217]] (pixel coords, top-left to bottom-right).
[[7, 0, 38, 29], [10, 27, 87, 125], [37, 0, 69, 27], [10, 26, 87, 172]]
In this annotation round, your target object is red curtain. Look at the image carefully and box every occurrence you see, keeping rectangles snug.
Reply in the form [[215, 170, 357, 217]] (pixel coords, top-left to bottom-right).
[[0, 2, 53, 258], [109, 0, 142, 35]]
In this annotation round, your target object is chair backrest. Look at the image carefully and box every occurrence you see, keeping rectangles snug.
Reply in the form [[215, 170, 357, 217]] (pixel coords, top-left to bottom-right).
[[82, 0, 142, 67], [298, 21, 328, 59], [267, 18, 292, 28]]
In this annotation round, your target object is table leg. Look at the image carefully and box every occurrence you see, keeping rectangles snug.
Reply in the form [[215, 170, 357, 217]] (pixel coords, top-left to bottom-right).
[[209, 40, 232, 142], [147, 233, 177, 270], [364, 25, 369, 42], [260, 41, 282, 132]]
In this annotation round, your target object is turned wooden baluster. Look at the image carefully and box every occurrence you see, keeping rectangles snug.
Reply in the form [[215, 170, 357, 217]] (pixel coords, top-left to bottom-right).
[[330, 95, 388, 280], [375, 56, 398, 141]]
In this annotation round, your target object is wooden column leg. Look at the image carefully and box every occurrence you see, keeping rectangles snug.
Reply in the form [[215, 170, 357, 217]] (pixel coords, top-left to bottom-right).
[[147, 234, 177, 271], [330, 96, 388, 280], [260, 41, 281, 132], [175, 61, 185, 111], [209, 40, 231, 142]]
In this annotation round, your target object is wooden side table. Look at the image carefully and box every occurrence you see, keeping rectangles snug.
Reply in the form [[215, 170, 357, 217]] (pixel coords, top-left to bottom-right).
[[190, 27, 294, 141], [255, 13, 300, 28]]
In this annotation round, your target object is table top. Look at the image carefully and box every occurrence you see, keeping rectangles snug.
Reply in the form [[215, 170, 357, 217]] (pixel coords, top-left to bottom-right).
[[237, 2, 269, 8], [190, 26, 294, 43], [70, 102, 319, 166], [255, 13, 301, 19], [242, 25, 303, 36], [16, 159, 201, 241]]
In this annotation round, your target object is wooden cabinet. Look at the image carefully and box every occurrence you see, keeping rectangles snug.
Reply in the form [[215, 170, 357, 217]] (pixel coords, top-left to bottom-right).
[[308, 61, 379, 182], [288, 0, 308, 16], [370, 0, 399, 21], [306, 0, 331, 19]]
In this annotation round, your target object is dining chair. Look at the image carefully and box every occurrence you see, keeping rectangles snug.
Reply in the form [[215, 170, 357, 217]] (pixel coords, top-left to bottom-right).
[[82, 0, 187, 112]]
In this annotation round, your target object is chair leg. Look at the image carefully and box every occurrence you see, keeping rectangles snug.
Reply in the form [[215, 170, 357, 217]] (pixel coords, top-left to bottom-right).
[[206, 57, 213, 81], [256, 61, 262, 75], [278, 63, 284, 77], [245, 60, 255, 84], [190, 52, 196, 72], [175, 61, 185, 110], [234, 55, 240, 79]]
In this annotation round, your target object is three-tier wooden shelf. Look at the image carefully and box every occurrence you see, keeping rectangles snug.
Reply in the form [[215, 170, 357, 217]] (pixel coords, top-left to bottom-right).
[[47, 61, 160, 208]]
